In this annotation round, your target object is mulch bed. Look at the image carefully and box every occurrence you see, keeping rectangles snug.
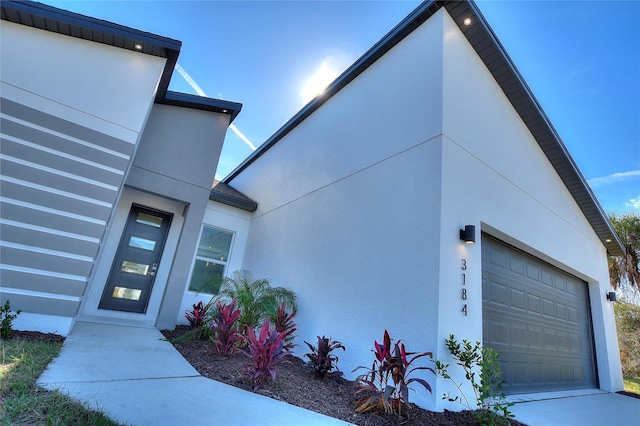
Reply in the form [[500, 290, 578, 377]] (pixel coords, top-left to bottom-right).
[[6, 330, 65, 344], [9, 328, 640, 424], [161, 326, 524, 425]]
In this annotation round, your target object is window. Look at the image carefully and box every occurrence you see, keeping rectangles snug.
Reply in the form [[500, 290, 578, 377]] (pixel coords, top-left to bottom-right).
[[188, 225, 234, 293]]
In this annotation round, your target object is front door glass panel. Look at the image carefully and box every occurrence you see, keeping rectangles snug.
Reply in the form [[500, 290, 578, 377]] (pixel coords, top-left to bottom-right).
[[136, 213, 163, 228], [112, 286, 142, 301], [120, 260, 149, 276], [128, 236, 156, 251]]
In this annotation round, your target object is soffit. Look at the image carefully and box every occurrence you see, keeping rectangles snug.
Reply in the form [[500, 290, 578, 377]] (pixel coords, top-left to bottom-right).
[[1, 1, 244, 126]]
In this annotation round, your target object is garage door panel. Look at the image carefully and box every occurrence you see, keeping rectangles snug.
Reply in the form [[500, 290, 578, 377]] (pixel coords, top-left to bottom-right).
[[531, 362, 545, 385], [527, 293, 542, 315], [541, 269, 554, 287], [553, 275, 564, 291], [512, 361, 529, 385], [482, 235, 596, 394], [567, 306, 578, 324], [511, 288, 526, 311], [556, 302, 568, 321], [486, 319, 509, 346], [489, 246, 508, 270], [528, 325, 543, 349], [488, 279, 509, 305], [542, 298, 555, 317], [509, 256, 526, 276], [526, 263, 540, 281]]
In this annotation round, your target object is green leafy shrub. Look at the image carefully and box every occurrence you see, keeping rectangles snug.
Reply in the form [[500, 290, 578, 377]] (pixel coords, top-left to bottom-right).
[[241, 319, 291, 391], [1, 299, 22, 339], [433, 334, 514, 425], [209, 300, 243, 355], [615, 301, 640, 377], [211, 270, 297, 333], [353, 330, 433, 416], [273, 302, 297, 351], [304, 335, 345, 379]]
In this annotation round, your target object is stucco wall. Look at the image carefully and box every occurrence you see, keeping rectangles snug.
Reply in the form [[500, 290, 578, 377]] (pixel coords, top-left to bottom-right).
[[123, 104, 230, 330], [1, 21, 165, 335], [131, 104, 229, 189], [436, 11, 622, 407], [230, 11, 447, 410], [225, 6, 621, 411], [231, 11, 445, 216], [0, 21, 164, 137]]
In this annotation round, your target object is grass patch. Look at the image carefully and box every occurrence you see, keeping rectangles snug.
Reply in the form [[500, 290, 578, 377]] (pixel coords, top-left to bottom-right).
[[1, 337, 121, 425], [624, 376, 640, 395]]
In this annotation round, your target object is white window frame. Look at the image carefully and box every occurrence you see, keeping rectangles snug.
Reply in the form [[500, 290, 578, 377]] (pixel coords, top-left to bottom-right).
[[187, 224, 235, 294]]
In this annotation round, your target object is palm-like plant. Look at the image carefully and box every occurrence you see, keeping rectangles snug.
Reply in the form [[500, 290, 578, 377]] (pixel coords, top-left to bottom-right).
[[608, 213, 640, 292], [210, 270, 297, 332]]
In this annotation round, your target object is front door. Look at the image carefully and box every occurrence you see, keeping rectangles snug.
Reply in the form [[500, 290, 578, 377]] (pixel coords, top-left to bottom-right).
[[99, 205, 173, 313]]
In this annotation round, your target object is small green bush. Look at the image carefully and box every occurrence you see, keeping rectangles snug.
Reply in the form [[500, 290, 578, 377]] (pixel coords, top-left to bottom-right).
[[210, 270, 297, 333], [615, 301, 640, 377], [1, 299, 22, 339], [433, 335, 514, 426]]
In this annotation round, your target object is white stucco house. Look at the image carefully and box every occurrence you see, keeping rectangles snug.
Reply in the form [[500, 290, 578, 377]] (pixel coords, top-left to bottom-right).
[[1, 0, 624, 411]]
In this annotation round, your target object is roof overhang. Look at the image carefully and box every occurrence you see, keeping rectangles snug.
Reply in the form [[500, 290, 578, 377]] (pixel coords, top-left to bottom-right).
[[210, 181, 258, 212], [156, 91, 242, 123], [224, 0, 624, 256], [1, 0, 242, 121], [1, 0, 180, 99]]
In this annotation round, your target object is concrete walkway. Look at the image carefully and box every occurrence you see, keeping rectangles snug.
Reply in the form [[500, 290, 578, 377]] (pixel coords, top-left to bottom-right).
[[37, 321, 351, 425], [37, 322, 639, 426]]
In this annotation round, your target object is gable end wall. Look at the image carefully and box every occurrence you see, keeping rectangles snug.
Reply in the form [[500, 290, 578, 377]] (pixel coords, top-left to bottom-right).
[[437, 11, 622, 404]]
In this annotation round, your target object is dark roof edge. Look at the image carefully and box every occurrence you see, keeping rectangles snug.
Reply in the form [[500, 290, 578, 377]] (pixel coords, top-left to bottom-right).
[[1, 1, 182, 53], [463, 0, 624, 256], [223, 0, 623, 256], [210, 181, 257, 212], [156, 92, 243, 123], [223, 0, 441, 182], [1, 0, 181, 99]]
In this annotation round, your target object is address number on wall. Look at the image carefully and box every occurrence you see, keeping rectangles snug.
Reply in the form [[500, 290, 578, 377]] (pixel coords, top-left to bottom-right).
[[461, 259, 467, 316]]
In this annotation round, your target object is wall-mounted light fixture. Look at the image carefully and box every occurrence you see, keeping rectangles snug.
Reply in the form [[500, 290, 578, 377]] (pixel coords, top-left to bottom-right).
[[606, 292, 617, 302], [460, 225, 476, 244]]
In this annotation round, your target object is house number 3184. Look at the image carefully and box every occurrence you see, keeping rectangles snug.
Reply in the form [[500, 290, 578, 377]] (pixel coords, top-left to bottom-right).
[[461, 259, 468, 316]]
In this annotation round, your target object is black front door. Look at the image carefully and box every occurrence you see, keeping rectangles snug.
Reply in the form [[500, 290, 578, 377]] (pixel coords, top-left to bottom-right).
[[99, 205, 173, 313]]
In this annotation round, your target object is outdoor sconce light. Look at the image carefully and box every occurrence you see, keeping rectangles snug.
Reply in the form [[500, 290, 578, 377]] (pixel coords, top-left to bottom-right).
[[606, 292, 617, 302], [460, 225, 476, 244]]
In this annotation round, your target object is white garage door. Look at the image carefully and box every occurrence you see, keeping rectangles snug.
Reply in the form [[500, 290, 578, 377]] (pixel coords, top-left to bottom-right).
[[482, 235, 596, 394]]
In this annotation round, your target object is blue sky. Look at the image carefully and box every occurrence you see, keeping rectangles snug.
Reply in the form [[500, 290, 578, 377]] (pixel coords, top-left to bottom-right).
[[44, 0, 639, 214]]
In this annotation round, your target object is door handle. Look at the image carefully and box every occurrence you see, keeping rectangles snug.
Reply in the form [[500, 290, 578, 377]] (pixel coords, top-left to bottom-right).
[[148, 263, 158, 276]]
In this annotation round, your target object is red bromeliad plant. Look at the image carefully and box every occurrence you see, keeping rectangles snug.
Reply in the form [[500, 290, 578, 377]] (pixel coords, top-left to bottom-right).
[[209, 300, 243, 355], [353, 330, 434, 416], [185, 301, 209, 329], [241, 319, 291, 391], [273, 303, 297, 351]]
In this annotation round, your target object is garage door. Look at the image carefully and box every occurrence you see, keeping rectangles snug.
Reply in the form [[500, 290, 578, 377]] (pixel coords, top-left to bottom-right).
[[482, 235, 596, 394]]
